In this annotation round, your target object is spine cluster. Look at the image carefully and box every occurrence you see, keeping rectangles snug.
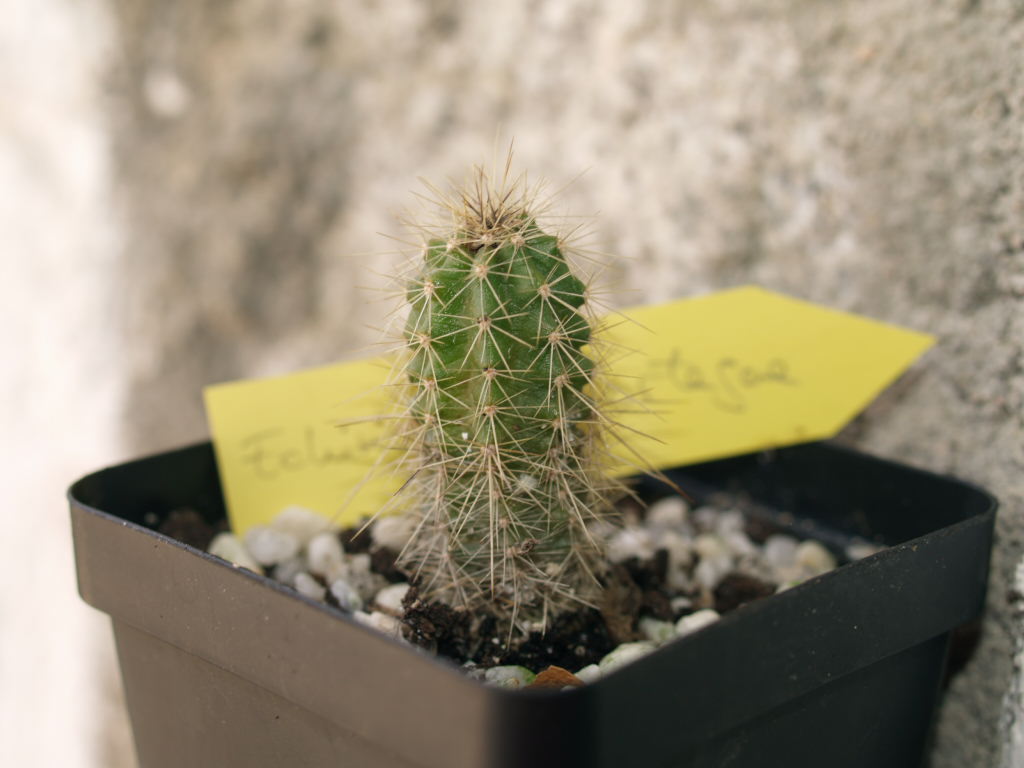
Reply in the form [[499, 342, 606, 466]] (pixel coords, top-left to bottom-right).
[[391, 165, 622, 632]]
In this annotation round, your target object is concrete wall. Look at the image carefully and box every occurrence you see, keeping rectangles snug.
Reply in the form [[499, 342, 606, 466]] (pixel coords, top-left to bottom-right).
[[0, 2, 131, 767], [73, 0, 1024, 764]]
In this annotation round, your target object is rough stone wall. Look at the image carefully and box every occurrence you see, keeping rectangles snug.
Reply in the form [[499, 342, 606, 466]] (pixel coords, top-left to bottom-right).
[[106, 1, 1024, 766]]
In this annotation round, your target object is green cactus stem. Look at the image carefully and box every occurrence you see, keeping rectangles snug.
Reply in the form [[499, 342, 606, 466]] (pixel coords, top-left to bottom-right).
[[392, 163, 623, 634]]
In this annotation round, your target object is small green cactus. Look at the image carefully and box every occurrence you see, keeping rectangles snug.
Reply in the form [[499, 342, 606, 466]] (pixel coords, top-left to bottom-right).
[[391, 161, 623, 634]]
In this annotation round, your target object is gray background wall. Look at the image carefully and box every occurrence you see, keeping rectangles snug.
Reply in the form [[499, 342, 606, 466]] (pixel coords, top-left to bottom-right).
[[5, 1, 1021, 765]]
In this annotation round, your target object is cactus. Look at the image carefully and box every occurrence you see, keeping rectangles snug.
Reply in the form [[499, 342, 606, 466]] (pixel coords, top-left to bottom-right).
[[391, 161, 623, 635]]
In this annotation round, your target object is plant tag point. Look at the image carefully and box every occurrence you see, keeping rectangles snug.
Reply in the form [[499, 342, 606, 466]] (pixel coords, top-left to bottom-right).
[[204, 286, 934, 535]]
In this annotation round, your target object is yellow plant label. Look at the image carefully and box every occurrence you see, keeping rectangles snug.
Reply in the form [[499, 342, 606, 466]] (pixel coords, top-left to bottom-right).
[[204, 286, 934, 534]]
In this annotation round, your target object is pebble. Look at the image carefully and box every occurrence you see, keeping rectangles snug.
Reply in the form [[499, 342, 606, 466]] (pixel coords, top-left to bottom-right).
[[218, 496, 857, 686], [599, 642, 657, 674], [329, 578, 364, 612], [483, 666, 536, 689], [763, 534, 799, 569], [693, 533, 728, 561], [796, 540, 837, 575], [461, 662, 486, 681], [372, 515, 417, 552], [268, 505, 334, 546], [307, 531, 346, 580], [272, 556, 306, 588], [244, 526, 301, 567], [658, 530, 693, 571], [638, 617, 676, 645], [694, 554, 732, 590], [676, 609, 720, 637], [207, 532, 260, 572], [645, 496, 688, 528], [692, 506, 720, 531], [353, 610, 403, 640], [607, 526, 656, 563], [722, 530, 757, 558], [342, 553, 387, 600], [374, 583, 411, 616], [293, 572, 326, 602], [846, 540, 883, 561], [670, 595, 694, 613], [714, 510, 746, 535], [575, 664, 601, 684]]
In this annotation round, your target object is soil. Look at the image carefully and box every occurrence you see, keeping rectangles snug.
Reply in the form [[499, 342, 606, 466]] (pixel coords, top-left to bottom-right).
[[713, 573, 777, 613], [161, 500, 796, 676], [342, 519, 784, 673], [158, 507, 222, 551]]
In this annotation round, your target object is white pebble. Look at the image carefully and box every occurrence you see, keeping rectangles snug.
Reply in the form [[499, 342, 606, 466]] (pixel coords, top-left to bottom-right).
[[714, 510, 746, 535], [658, 530, 694, 571], [374, 583, 411, 616], [330, 579, 364, 612], [293, 572, 326, 602], [340, 554, 386, 600], [722, 530, 757, 558], [694, 554, 732, 590], [269, 505, 333, 546], [462, 662, 486, 681], [353, 610, 403, 639], [244, 526, 301, 567], [675, 609, 720, 637], [796, 540, 837, 575], [638, 617, 676, 645], [575, 664, 601, 684], [693, 534, 728, 561], [347, 553, 371, 574], [646, 496, 688, 528], [207, 532, 260, 572], [372, 515, 417, 552], [763, 535, 799, 569], [484, 666, 536, 689], [307, 531, 346, 580], [607, 527, 656, 563], [599, 642, 657, 674], [670, 596, 694, 613], [846, 541, 883, 561], [692, 506, 719, 531], [272, 556, 306, 587]]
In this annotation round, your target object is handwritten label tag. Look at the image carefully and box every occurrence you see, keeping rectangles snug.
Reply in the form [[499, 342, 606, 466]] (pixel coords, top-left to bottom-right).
[[205, 286, 934, 534]]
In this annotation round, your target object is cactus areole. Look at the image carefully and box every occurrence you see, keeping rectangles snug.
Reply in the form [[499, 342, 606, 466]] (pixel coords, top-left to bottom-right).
[[394, 166, 622, 635]]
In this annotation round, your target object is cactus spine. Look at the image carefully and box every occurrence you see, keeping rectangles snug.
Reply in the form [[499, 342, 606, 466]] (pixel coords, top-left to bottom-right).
[[393, 162, 621, 633]]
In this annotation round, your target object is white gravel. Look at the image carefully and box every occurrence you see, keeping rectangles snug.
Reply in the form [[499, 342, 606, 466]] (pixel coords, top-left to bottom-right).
[[307, 531, 346, 579], [599, 642, 658, 674], [483, 666, 536, 689], [372, 515, 417, 552], [244, 526, 301, 567], [374, 583, 411, 616], [214, 499, 845, 686], [294, 572, 327, 602], [675, 609, 721, 637], [208, 532, 260, 572], [329, 579, 364, 612], [269, 505, 334, 545]]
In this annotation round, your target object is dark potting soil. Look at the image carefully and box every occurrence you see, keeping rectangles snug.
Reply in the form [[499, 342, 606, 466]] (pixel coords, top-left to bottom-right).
[[713, 572, 777, 613], [339, 522, 783, 674], [339, 526, 372, 554], [400, 584, 618, 670], [158, 507, 223, 552], [369, 546, 408, 583], [160, 500, 796, 676]]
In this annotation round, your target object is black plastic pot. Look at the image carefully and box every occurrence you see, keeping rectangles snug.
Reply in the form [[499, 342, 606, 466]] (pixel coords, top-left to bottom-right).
[[70, 441, 995, 768]]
